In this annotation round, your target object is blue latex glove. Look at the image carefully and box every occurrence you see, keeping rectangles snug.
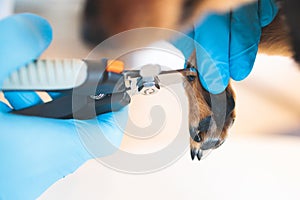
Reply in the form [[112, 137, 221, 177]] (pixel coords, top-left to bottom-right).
[[174, 0, 278, 94], [0, 13, 127, 200]]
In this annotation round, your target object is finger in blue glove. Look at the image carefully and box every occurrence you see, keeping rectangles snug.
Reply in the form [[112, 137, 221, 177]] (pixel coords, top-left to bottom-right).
[[194, 13, 231, 94], [229, 0, 278, 81], [177, 0, 278, 94], [0, 13, 52, 86]]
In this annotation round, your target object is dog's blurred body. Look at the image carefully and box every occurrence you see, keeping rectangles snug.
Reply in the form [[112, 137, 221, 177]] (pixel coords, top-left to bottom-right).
[[82, 0, 294, 160], [82, 0, 292, 58]]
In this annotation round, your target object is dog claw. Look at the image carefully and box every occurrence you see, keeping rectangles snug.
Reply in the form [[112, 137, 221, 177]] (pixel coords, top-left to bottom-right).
[[196, 150, 203, 161], [191, 149, 196, 160], [191, 148, 203, 161], [191, 148, 202, 161]]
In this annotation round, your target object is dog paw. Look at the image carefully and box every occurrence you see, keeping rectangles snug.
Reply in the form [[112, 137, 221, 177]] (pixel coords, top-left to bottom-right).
[[181, 69, 236, 161]]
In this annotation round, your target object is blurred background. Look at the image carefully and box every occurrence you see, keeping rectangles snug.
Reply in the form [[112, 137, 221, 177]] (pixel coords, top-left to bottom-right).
[[3, 0, 300, 199]]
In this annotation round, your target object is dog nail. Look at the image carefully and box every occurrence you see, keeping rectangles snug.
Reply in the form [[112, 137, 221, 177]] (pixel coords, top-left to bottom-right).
[[191, 149, 195, 160], [197, 150, 203, 161]]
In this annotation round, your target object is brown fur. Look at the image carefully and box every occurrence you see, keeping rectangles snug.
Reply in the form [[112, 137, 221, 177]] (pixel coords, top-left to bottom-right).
[[83, 0, 257, 38], [183, 73, 235, 160], [83, 0, 292, 56], [259, 12, 292, 56], [179, 52, 236, 160]]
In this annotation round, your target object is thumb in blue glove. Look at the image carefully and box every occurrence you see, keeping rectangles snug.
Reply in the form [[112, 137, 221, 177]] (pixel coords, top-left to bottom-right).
[[229, 0, 278, 80], [0, 13, 127, 200]]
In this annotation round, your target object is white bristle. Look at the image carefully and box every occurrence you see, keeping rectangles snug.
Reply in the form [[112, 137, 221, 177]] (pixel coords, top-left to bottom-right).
[[2, 59, 88, 90]]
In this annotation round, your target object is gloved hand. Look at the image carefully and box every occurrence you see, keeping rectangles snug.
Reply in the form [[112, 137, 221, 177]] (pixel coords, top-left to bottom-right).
[[174, 0, 278, 94], [0, 13, 127, 200]]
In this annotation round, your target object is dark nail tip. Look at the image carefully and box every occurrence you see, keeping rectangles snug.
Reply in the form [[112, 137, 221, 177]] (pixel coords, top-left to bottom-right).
[[197, 150, 203, 161], [191, 149, 195, 160]]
